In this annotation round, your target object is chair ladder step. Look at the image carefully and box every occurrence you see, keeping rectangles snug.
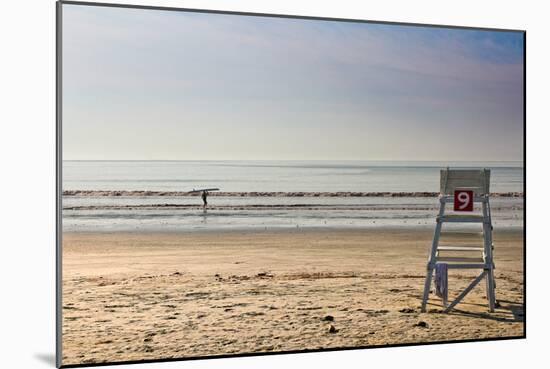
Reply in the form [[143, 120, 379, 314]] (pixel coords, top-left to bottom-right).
[[437, 214, 486, 223], [436, 256, 485, 263], [440, 263, 490, 269], [437, 246, 484, 252]]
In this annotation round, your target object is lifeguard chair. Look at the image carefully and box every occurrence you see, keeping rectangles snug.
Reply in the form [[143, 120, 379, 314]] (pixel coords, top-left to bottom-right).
[[421, 168, 496, 312]]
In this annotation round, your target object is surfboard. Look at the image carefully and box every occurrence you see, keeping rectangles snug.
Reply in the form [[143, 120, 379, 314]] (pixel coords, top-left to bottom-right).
[[188, 188, 220, 194]]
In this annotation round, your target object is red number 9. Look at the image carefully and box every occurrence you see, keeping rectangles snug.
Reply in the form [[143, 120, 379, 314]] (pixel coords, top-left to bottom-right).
[[457, 191, 470, 210]]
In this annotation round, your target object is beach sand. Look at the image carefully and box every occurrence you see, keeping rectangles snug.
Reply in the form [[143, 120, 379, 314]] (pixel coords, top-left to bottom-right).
[[61, 229, 524, 365]]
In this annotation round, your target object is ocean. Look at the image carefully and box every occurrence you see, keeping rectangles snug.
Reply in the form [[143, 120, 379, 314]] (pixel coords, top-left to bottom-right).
[[62, 160, 524, 232]]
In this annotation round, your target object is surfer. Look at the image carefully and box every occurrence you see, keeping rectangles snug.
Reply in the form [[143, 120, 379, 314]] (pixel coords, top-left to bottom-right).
[[190, 188, 218, 211], [201, 190, 208, 210]]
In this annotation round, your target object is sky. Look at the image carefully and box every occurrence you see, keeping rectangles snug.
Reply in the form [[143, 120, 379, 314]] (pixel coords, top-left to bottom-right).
[[62, 4, 524, 161]]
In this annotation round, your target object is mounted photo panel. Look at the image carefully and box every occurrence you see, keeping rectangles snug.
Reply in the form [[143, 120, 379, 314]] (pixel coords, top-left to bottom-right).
[[56, 1, 525, 367]]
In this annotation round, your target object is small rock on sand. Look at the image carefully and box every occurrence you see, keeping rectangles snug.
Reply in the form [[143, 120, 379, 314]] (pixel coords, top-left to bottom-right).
[[257, 272, 273, 278], [322, 315, 334, 322], [399, 308, 416, 313], [414, 321, 430, 328], [328, 325, 338, 333]]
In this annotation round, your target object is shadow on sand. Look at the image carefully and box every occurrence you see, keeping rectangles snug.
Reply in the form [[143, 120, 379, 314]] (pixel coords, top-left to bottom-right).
[[420, 297, 524, 323], [447, 300, 524, 323]]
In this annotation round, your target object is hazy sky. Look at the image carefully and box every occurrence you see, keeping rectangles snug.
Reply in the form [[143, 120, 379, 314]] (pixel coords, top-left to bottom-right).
[[63, 4, 524, 161]]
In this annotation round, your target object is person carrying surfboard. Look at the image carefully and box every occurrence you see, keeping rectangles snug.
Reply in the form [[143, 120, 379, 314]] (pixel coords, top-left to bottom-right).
[[189, 188, 219, 211]]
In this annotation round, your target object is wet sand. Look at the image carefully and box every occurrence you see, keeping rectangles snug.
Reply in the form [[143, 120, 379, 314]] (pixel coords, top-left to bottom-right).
[[61, 229, 524, 365]]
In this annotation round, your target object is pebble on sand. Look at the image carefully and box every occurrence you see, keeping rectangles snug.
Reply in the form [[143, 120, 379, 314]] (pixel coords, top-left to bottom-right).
[[328, 325, 338, 333], [257, 272, 274, 278], [414, 321, 430, 328], [322, 315, 335, 322], [399, 308, 416, 313]]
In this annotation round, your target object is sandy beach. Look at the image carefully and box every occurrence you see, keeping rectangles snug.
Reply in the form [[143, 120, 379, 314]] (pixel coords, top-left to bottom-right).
[[61, 229, 524, 365]]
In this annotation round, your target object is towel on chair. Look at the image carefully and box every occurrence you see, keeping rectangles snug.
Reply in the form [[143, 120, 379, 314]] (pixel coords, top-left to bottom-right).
[[434, 263, 448, 306]]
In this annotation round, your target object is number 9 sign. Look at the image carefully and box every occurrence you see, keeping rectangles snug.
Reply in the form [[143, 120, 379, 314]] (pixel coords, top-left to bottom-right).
[[454, 189, 474, 211]]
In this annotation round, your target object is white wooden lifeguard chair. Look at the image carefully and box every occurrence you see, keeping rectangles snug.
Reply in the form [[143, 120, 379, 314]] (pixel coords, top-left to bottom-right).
[[421, 168, 496, 313]]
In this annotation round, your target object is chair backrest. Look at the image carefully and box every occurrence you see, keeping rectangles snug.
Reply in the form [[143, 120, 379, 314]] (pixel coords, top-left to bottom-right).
[[440, 168, 490, 196]]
